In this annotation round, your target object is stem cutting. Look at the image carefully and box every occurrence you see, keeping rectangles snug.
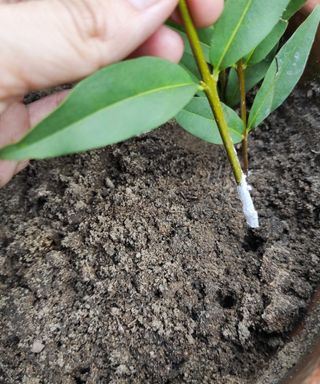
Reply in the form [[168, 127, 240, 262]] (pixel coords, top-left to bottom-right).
[[178, 0, 259, 228]]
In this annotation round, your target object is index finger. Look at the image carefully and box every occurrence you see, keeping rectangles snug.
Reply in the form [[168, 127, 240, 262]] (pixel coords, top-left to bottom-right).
[[172, 0, 224, 28]]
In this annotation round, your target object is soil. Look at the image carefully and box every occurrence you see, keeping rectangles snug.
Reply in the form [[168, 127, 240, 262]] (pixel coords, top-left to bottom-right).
[[0, 78, 320, 384]]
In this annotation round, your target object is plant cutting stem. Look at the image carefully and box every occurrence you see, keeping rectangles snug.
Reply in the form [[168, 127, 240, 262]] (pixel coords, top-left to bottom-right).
[[178, 0, 259, 228], [178, 0, 242, 184], [236, 60, 249, 174]]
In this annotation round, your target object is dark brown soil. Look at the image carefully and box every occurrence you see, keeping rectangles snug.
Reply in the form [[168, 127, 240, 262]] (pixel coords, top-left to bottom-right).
[[0, 80, 320, 384]]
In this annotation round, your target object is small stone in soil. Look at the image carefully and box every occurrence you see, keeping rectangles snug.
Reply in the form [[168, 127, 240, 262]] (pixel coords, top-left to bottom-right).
[[31, 340, 45, 354]]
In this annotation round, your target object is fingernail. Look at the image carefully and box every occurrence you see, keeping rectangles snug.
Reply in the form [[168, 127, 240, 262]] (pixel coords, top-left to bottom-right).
[[128, 0, 159, 10]]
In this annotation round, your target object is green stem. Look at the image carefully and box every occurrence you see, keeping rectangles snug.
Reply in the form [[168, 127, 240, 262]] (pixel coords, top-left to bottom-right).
[[178, 0, 242, 184], [236, 60, 249, 174]]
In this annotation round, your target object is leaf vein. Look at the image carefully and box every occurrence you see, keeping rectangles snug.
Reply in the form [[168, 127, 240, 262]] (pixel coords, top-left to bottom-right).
[[216, 0, 253, 69]]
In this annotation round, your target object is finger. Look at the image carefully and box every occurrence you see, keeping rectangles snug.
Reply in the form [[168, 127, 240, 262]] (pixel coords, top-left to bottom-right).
[[303, 0, 320, 14], [172, 0, 224, 28], [0, 160, 17, 188], [0, 102, 29, 187], [130, 25, 184, 62], [27, 90, 70, 127], [0, 102, 29, 148], [18, 90, 70, 176], [0, 91, 69, 149], [0, 0, 178, 101], [0, 90, 69, 188], [14, 159, 29, 176]]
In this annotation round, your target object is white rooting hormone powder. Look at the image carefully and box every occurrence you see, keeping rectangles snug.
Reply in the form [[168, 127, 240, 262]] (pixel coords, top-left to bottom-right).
[[237, 173, 259, 228]]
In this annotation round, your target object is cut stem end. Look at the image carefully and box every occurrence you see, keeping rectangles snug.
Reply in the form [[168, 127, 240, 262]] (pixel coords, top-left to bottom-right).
[[237, 174, 259, 228]]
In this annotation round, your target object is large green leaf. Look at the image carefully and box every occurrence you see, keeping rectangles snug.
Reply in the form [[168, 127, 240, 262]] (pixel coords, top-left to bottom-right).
[[248, 6, 320, 129], [226, 59, 272, 107], [180, 52, 201, 82], [244, 0, 304, 66], [0, 58, 198, 160], [210, 0, 290, 70], [245, 20, 288, 66], [197, 26, 214, 45], [283, 0, 306, 19], [176, 96, 244, 145]]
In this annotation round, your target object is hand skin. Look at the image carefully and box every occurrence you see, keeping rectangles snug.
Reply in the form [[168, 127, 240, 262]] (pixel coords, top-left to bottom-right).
[[0, 0, 224, 188], [303, 0, 320, 13]]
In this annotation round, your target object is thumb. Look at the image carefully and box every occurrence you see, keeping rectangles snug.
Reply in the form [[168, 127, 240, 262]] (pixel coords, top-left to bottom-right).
[[0, 0, 178, 100]]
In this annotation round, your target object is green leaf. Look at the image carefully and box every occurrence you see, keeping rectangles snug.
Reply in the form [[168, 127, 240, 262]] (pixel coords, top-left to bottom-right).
[[0, 58, 198, 160], [197, 26, 214, 45], [176, 96, 244, 145], [246, 1, 305, 68], [210, 0, 291, 70], [180, 52, 201, 82], [283, 0, 306, 19], [167, 22, 211, 62], [245, 20, 288, 66], [226, 59, 272, 107], [248, 6, 320, 130]]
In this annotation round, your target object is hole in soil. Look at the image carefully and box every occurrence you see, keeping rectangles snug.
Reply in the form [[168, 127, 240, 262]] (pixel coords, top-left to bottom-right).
[[4, 335, 20, 348], [218, 291, 237, 309], [79, 367, 91, 375], [49, 231, 64, 249], [192, 280, 206, 298], [262, 294, 271, 308], [154, 288, 163, 299], [192, 331, 209, 344], [74, 377, 86, 384], [34, 196, 47, 212], [171, 357, 187, 370], [191, 308, 199, 321], [111, 253, 120, 265], [242, 230, 266, 252], [74, 367, 91, 384]]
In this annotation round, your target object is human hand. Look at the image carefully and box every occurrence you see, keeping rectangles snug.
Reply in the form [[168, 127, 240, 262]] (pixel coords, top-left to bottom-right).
[[303, 0, 320, 14], [0, 0, 223, 188]]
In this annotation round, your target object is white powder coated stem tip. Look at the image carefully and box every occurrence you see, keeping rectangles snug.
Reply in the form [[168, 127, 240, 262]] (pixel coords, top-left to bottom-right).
[[237, 174, 259, 228]]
